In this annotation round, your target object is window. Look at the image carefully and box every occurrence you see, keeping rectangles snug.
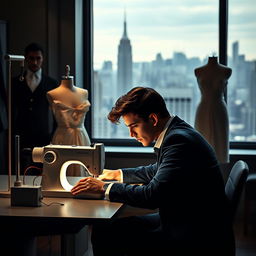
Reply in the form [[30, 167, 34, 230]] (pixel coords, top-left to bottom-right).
[[89, 0, 256, 146], [228, 0, 256, 143]]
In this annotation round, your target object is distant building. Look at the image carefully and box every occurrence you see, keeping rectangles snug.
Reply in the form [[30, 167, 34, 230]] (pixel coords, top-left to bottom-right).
[[117, 11, 133, 94], [93, 71, 113, 138], [228, 41, 256, 140], [157, 87, 194, 124], [232, 41, 239, 65]]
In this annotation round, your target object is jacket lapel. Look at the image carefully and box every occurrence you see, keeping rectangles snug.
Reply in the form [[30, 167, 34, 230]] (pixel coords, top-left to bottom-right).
[[156, 116, 182, 166]]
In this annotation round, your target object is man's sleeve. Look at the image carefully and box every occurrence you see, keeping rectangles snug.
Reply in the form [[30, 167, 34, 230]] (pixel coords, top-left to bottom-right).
[[104, 169, 123, 200], [104, 183, 113, 200]]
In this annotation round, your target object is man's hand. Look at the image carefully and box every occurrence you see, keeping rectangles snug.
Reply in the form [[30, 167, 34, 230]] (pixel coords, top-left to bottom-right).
[[71, 177, 105, 196], [98, 169, 121, 181]]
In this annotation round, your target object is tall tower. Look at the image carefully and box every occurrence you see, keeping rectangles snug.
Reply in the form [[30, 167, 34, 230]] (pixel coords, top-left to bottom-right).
[[232, 41, 239, 65], [117, 11, 133, 95]]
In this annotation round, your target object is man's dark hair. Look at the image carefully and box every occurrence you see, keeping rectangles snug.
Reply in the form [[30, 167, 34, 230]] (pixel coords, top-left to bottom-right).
[[25, 43, 44, 56], [108, 87, 170, 124]]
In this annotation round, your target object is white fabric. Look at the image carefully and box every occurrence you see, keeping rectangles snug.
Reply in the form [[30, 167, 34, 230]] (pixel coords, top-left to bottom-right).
[[104, 183, 113, 200], [154, 115, 174, 149], [50, 100, 91, 176], [26, 69, 41, 92], [104, 169, 122, 200]]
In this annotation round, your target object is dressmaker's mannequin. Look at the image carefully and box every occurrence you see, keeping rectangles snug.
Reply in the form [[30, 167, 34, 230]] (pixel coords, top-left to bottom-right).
[[194, 56, 232, 163], [47, 65, 91, 176]]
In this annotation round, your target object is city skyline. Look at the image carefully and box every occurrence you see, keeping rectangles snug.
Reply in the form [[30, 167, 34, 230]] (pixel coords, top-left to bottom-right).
[[92, 8, 256, 142], [94, 0, 256, 69]]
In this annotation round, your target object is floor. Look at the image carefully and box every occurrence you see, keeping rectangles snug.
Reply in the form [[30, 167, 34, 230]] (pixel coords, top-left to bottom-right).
[[235, 205, 256, 256]]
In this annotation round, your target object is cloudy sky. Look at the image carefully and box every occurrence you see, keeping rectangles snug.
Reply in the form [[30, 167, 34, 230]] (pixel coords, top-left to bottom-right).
[[93, 0, 256, 69]]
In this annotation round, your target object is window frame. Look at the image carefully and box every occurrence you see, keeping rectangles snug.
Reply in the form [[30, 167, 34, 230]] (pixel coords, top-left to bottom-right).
[[83, 0, 256, 149]]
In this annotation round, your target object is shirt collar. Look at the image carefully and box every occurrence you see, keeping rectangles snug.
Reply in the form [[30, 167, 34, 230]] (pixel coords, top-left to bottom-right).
[[26, 68, 42, 80], [154, 115, 175, 149]]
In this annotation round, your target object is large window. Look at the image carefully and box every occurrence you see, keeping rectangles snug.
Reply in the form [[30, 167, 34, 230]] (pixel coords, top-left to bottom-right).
[[228, 0, 256, 142], [91, 0, 256, 145]]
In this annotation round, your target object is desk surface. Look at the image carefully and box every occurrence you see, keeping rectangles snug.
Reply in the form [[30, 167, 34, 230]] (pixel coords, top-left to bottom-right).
[[0, 175, 123, 235], [0, 174, 122, 221], [0, 197, 123, 221]]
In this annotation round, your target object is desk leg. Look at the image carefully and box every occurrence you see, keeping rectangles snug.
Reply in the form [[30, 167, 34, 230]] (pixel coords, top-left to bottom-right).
[[61, 225, 89, 256]]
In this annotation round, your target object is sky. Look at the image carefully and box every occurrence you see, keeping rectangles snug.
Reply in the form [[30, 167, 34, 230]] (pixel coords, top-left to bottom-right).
[[93, 0, 256, 69]]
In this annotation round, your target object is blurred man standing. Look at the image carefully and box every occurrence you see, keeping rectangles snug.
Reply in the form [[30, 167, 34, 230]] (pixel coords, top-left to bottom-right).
[[12, 42, 59, 173]]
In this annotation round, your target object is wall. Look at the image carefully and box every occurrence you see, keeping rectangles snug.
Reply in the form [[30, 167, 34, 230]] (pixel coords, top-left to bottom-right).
[[0, 0, 80, 80], [1, 1, 47, 56]]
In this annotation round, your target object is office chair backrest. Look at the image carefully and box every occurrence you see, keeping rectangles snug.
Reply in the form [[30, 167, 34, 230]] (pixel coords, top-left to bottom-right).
[[225, 160, 249, 222]]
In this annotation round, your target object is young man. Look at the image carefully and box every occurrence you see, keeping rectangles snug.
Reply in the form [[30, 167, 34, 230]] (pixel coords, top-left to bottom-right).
[[71, 87, 235, 256], [12, 43, 59, 173]]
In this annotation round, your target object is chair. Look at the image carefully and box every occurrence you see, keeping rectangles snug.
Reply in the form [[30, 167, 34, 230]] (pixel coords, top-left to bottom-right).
[[225, 160, 249, 222], [243, 173, 256, 235]]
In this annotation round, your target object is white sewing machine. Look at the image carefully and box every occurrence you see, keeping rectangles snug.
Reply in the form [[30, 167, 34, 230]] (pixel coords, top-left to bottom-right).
[[32, 143, 105, 198]]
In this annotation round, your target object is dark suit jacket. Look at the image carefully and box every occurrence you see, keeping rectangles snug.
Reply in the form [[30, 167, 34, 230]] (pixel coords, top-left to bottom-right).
[[12, 72, 59, 150], [108, 116, 234, 249]]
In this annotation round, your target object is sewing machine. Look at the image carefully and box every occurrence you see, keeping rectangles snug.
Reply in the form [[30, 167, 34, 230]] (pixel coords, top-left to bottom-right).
[[32, 143, 105, 198]]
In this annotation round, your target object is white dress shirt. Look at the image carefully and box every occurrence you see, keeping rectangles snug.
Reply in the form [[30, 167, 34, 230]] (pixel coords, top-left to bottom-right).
[[154, 115, 174, 149], [26, 69, 42, 92]]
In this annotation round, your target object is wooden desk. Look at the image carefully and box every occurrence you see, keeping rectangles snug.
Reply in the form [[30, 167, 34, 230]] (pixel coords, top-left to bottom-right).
[[0, 196, 123, 230], [0, 175, 123, 255]]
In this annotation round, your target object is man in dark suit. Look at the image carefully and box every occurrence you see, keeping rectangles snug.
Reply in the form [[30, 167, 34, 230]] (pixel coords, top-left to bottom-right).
[[71, 87, 235, 256], [12, 42, 59, 173]]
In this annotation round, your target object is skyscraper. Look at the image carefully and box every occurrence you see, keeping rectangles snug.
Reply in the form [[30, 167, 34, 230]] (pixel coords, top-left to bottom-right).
[[232, 41, 239, 65], [117, 11, 133, 95]]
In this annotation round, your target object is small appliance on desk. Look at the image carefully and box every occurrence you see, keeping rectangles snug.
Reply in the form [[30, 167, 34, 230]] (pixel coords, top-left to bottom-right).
[[32, 143, 105, 199], [10, 135, 42, 207]]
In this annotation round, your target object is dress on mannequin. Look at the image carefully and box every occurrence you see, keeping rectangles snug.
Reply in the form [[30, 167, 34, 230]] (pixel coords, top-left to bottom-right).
[[47, 65, 91, 176], [194, 56, 232, 163]]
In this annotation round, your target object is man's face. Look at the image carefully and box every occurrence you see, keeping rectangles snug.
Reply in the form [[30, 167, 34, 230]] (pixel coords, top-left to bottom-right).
[[25, 50, 43, 72], [123, 113, 157, 146]]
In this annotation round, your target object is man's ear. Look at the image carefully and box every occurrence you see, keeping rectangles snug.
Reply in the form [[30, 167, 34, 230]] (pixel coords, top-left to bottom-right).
[[149, 113, 158, 126]]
